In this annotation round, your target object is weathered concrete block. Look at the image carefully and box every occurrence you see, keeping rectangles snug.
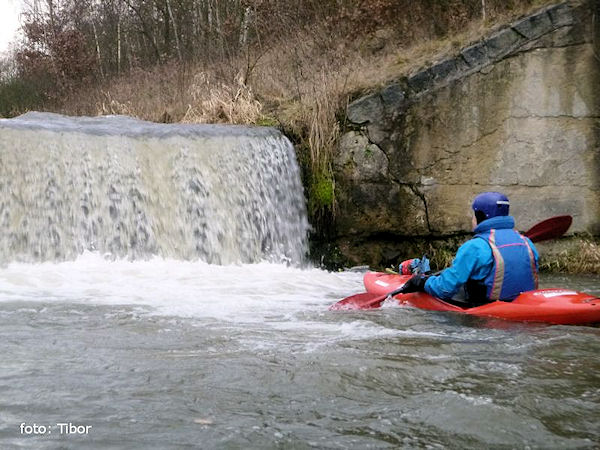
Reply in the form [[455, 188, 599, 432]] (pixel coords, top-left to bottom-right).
[[485, 28, 523, 59], [336, 1, 598, 255], [513, 9, 554, 40], [547, 3, 574, 27]]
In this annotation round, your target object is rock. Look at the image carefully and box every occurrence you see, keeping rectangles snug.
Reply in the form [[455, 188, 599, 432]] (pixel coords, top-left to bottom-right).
[[430, 58, 459, 82], [547, 3, 574, 27], [347, 93, 384, 125], [461, 41, 490, 68], [367, 122, 393, 145], [485, 28, 523, 59], [334, 182, 429, 237], [407, 69, 434, 93], [334, 132, 388, 183], [381, 83, 406, 112], [193, 418, 214, 425]]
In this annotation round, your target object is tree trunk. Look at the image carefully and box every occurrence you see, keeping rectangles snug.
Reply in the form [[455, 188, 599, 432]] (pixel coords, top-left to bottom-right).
[[124, 0, 162, 64], [124, 31, 134, 72], [92, 21, 104, 79], [116, 18, 121, 73], [239, 6, 251, 47], [481, 0, 486, 23], [208, 0, 213, 33], [166, 0, 182, 61], [46, 0, 55, 33]]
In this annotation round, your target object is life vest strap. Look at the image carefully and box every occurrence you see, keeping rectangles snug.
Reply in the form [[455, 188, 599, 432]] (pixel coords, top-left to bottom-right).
[[521, 233, 539, 289], [488, 229, 505, 301]]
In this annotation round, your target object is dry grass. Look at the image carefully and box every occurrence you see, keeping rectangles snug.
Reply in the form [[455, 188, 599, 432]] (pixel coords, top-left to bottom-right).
[[62, 0, 556, 123], [540, 238, 600, 274], [577, 240, 600, 273], [181, 71, 262, 125], [58, 63, 193, 122], [53, 0, 559, 227]]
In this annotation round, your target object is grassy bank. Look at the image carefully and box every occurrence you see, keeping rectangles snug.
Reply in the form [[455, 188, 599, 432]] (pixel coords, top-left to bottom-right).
[[537, 237, 600, 274], [365, 236, 600, 274], [73, 3, 555, 230]]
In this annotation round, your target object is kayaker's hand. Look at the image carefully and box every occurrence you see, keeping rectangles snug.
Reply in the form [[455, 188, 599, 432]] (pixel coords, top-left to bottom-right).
[[401, 274, 429, 293]]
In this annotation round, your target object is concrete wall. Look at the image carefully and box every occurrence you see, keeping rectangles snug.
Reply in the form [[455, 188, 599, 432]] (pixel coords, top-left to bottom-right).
[[334, 1, 599, 262]]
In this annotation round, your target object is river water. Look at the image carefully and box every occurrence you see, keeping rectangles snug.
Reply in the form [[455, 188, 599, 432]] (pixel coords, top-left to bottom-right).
[[1, 113, 598, 448], [1, 257, 598, 449]]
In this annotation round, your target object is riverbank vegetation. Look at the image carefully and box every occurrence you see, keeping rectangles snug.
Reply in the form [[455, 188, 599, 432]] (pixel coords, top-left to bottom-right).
[[4, 0, 591, 273], [538, 237, 600, 274]]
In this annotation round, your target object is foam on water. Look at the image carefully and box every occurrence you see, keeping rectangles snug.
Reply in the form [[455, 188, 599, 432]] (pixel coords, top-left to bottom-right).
[[0, 253, 340, 314], [0, 253, 451, 346]]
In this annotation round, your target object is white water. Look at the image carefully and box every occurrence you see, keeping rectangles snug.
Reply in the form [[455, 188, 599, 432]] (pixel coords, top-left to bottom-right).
[[0, 253, 441, 346], [2, 257, 598, 450], [0, 253, 351, 318], [0, 112, 309, 264], [0, 112, 446, 354]]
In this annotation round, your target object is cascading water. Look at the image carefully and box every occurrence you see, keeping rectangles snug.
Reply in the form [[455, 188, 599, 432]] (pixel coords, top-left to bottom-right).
[[0, 112, 309, 264]]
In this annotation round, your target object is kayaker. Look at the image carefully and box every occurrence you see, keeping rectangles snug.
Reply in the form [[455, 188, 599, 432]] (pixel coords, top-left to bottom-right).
[[401, 192, 539, 305]]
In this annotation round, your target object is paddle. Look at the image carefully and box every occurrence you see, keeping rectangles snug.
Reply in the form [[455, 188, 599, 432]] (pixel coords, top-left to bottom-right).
[[330, 215, 573, 311], [329, 286, 406, 310], [524, 215, 572, 243]]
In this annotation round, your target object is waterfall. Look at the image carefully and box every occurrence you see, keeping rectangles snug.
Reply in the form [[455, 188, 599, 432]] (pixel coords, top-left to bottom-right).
[[0, 112, 309, 265]]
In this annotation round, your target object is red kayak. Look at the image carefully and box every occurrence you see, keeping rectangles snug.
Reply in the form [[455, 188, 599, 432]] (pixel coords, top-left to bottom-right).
[[343, 272, 600, 325]]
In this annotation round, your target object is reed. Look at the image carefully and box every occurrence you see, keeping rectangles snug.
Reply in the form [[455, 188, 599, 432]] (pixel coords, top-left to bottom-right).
[[181, 72, 263, 125], [540, 238, 600, 274]]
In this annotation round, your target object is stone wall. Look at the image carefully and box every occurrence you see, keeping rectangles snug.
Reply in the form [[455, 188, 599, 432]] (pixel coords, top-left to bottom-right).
[[334, 0, 600, 265]]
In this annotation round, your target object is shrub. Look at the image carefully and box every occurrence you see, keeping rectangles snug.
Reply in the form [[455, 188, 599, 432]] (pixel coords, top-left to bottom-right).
[[0, 77, 45, 117]]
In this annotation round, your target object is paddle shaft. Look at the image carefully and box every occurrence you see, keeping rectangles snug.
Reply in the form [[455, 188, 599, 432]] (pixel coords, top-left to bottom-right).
[[363, 285, 407, 308]]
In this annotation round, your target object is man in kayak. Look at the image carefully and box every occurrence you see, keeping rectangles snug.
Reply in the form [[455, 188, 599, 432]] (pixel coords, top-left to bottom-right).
[[401, 192, 539, 305]]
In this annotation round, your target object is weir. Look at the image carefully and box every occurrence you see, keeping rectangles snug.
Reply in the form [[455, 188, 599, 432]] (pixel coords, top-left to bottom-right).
[[0, 112, 309, 264]]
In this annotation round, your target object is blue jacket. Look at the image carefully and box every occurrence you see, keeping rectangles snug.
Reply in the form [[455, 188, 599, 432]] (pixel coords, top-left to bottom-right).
[[424, 216, 539, 302]]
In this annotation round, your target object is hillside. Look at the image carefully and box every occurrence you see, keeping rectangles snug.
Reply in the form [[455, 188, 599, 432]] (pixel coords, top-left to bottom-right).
[[0, 0, 559, 227]]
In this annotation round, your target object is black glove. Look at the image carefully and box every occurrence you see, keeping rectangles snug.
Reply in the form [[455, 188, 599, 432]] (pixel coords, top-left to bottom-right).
[[401, 274, 429, 293]]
